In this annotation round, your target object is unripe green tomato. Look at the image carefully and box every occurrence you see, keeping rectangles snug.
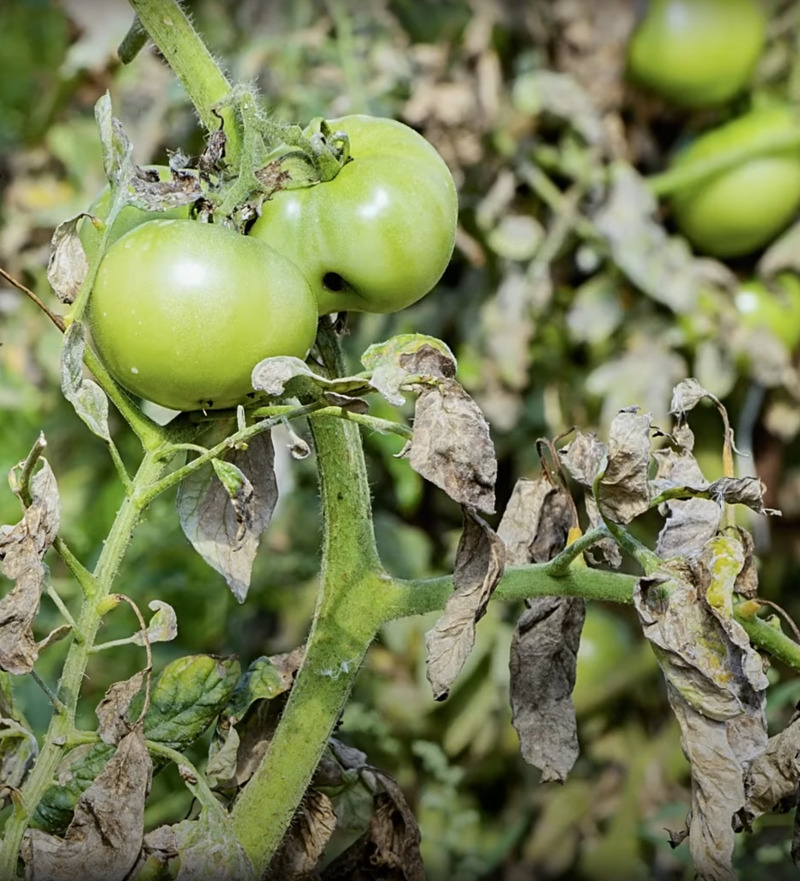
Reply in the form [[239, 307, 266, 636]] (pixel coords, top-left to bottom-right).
[[88, 219, 318, 412], [79, 166, 192, 260], [627, 0, 765, 108], [671, 105, 800, 258], [249, 115, 458, 315], [735, 272, 800, 351]]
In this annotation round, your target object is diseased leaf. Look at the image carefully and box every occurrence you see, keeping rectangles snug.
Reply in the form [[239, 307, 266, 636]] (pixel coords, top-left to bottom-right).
[[250, 356, 369, 399], [47, 217, 88, 304], [0, 688, 37, 807], [362, 334, 457, 405], [669, 377, 718, 416], [132, 600, 178, 646], [211, 458, 255, 549], [597, 408, 653, 524], [35, 655, 240, 832], [406, 380, 496, 513], [177, 433, 278, 602], [653, 421, 721, 559], [95, 671, 146, 745], [321, 770, 424, 881], [144, 654, 240, 750], [634, 555, 768, 881], [95, 92, 134, 189], [593, 161, 735, 313], [23, 728, 152, 881], [744, 713, 800, 823], [208, 648, 303, 791], [266, 789, 337, 880], [60, 322, 111, 443], [499, 476, 584, 782], [0, 457, 60, 674], [510, 596, 585, 782], [558, 430, 607, 488], [425, 507, 505, 700]]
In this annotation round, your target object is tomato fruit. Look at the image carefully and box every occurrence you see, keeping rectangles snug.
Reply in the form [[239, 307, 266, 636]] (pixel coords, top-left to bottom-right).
[[79, 166, 193, 260], [88, 218, 318, 411], [249, 115, 458, 314], [735, 272, 800, 351], [627, 0, 765, 108], [670, 105, 800, 258]]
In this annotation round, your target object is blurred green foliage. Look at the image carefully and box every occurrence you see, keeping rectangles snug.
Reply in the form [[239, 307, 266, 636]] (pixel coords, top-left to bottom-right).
[[4, 0, 800, 878]]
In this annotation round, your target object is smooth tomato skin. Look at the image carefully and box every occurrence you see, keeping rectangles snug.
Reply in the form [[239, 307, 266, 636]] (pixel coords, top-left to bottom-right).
[[671, 106, 800, 258], [88, 219, 318, 412], [735, 273, 800, 351], [627, 0, 765, 108], [79, 166, 191, 260], [249, 115, 458, 314]]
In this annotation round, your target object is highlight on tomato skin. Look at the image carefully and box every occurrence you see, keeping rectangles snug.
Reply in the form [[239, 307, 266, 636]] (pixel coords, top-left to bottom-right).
[[87, 218, 319, 413], [249, 114, 459, 316], [626, 0, 766, 108], [668, 105, 800, 258]]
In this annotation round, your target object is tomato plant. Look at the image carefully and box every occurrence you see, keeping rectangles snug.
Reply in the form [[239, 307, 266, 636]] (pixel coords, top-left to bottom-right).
[[250, 114, 458, 314], [669, 105, 800, 257], [626, 0, 765, 108], [79, 165, 192, 261], [88, 218, 318, 411]]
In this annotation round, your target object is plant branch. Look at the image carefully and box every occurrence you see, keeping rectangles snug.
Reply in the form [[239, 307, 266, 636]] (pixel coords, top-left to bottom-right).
[[126, 0, 242, 164]]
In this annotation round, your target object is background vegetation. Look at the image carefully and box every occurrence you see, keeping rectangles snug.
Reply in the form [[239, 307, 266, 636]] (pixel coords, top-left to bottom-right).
[[3, 0, 800, 877]]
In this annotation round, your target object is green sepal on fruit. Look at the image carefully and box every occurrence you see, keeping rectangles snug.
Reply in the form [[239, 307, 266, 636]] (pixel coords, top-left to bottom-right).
[[627, 0, 766, 108], [250, 114, 458, 315], [88, 218, 318, 412], [669, 105, 800, 258]]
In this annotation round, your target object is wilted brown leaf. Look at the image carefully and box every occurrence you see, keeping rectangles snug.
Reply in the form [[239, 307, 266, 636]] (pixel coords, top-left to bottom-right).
[[0, 457, 60, 675], [597, 408, 653, 524], [47, 216, 88, 304], [425, 507, 505, 700], [177, 432, 278, 602], [95, 671, 146, 745], [407, 380, 497, 514], [635, 556, 768, 881], [266, 789, 336, 881], [23, 727, 152, 881]]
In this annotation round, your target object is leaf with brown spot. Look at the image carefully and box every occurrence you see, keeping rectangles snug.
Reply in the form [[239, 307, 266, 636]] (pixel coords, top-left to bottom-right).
[[177, 432, 278, 602], [95, 671, 146, 745], [22, 727, 152, 881], [266, 790, 336, 880], [407, 380, 497, 513], [425, 507, 505, 700]]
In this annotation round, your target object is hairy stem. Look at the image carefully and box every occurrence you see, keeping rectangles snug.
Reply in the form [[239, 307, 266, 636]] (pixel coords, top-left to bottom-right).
[[126, 0, 241, 163]]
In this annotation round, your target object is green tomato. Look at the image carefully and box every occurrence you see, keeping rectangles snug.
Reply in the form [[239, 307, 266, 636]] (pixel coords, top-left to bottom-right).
[[627, 0, 765, 108], [88, 218, 318, 412], [735, 272, 800, 351], [250, 115, 458, 315], [670, 105, 800, 258], [79, 165, 193, 260]]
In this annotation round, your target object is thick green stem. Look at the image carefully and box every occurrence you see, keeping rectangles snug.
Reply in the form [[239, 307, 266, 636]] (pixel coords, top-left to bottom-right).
[[231, 408, 387, 873], [0, 453, 169, 877], [126, 0, 241, 163]]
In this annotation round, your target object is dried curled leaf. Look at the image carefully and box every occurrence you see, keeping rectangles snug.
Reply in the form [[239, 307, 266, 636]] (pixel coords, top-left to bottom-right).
[[597, 408, 653, 524], [634, 552, 768, 881], [95, 671, 146, 746], [266, 789, 337, 880], [60, 322, 111, 444], [177, 433, 278, 602], [361, 334, 456, 405], [47, 217, 88, 304], [499, 476, 584, 782], [425, 507, 505, 700], [23, 728, 152, 881], [0, 457, 60, 675], [406, 380, 497, 514]]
